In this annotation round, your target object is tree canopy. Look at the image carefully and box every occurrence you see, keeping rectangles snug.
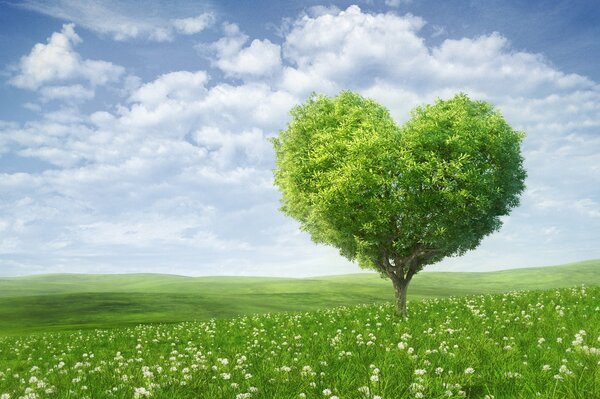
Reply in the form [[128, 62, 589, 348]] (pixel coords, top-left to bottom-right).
[[272, 92, 526, 315]]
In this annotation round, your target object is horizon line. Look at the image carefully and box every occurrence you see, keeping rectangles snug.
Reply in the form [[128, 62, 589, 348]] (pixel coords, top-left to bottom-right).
[[1, 258, 597, 279]]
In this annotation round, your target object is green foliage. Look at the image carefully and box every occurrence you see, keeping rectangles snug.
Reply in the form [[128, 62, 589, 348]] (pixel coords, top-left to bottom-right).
[[272, 92, 526, 272]]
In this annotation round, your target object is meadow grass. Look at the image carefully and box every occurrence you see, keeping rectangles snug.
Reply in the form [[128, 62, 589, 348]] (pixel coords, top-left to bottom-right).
[[0, 259, 598, 335], [0, 285, 598, 398]]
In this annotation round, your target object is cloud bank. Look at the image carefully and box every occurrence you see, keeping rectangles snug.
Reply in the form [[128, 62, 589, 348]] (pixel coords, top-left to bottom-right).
[[1, 5, 599, 276], [17, 0, 215, 41]]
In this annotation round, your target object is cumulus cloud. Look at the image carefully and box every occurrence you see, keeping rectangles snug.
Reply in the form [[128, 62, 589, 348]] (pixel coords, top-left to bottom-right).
[[280, 5, 427, 98], [1, 5, 599, 275], [9, 23, 124, 96], [129, 71, 209, 108], [9, 23, 82, 90], [279, 6, 595, 110], [209, 23, 282, 78]]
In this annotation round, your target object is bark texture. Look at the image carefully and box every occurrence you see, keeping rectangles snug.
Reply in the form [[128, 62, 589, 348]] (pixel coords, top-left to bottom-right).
[[389, 270, 411, 317], [391, 277, 409, 318]]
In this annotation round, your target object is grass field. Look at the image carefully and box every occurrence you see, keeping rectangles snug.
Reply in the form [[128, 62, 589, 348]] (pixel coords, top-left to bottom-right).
[[0, 259, 598, 335], [0, 285, 598, 398]]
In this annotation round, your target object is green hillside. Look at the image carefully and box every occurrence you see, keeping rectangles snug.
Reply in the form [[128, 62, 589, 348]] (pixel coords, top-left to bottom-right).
[[0, 259, 598, 335]]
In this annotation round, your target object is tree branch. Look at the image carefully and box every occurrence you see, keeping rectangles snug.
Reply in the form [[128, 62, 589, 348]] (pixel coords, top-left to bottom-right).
[[380, 241, 441, 284]]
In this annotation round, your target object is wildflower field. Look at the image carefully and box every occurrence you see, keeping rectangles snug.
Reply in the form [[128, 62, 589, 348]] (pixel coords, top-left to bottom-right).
[[1, 285, 598, 399]]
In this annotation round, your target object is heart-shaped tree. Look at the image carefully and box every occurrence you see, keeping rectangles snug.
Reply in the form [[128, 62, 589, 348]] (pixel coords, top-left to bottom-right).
[[271, 92, 526, 317]]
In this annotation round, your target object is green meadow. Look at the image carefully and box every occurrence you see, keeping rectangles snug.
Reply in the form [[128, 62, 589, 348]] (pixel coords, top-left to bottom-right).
[[0, 259, 598, 335], [1, 285, 599, 398]]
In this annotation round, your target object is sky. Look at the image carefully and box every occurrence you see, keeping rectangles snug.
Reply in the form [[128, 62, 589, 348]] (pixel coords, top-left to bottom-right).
[[0, 0, 599, 277]]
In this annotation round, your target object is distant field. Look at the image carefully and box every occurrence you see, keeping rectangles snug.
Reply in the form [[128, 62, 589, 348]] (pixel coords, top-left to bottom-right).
[[0, 259, 598, 335]]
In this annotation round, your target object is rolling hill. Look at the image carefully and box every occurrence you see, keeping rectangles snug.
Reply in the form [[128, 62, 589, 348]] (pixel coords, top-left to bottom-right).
[[0, 259, 597, 335]]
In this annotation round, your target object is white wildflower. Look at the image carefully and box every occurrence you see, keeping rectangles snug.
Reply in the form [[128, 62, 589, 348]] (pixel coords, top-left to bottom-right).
[[133, 387, 151, 398], [559, 365, 572, 375]]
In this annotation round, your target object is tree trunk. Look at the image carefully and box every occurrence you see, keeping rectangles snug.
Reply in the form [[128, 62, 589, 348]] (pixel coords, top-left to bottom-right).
[[391, 277, 409, 318]]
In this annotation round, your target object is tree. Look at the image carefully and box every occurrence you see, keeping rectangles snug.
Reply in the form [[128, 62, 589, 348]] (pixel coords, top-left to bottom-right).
[[271, 92, 526, 317]]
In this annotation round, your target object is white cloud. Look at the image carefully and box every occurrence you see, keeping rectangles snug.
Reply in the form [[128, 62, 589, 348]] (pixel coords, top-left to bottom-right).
[[173, 13, 215, 35], [209, 24, 282, 78], [281, 5, 427, 95], [18, 0, 215, 42], [385, 0, 412, 7], [191, 126, 272, 169], [10, 23, 124, 92], [306, 5, 341, 17], [22, 102, 42, 112], [129, 71, 209, 108], [280, 8, 595, 105], [40, 84, 95, 102], [223, 39, 281, 77], [10, 23, 81, 90]]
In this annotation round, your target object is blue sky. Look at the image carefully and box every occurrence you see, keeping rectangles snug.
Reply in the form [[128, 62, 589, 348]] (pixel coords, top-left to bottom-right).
[[0, 0, 599, 277]]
